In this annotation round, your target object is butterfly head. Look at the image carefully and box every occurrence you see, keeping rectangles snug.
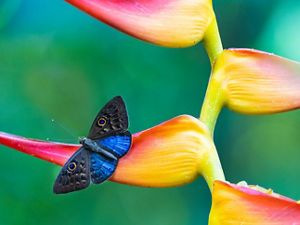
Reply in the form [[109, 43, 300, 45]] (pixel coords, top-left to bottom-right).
[[79, 137, 87, 145]]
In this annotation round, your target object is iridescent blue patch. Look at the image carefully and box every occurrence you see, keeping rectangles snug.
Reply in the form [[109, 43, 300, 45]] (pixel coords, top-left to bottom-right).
[[98, 135, 131, 158], [90, 153, 117, 184]]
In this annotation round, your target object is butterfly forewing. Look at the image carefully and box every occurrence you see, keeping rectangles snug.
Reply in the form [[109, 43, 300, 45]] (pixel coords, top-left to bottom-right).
[[53, 147, 91, 194], [97, 131, 132, 158], [87, 96, 129, 140]]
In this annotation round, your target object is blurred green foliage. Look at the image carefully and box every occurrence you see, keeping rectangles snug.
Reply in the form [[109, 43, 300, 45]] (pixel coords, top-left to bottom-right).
[[0, 0, 300, 224]]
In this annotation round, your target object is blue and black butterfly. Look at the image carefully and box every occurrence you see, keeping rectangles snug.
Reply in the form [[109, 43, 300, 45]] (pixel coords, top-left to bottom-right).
[[53, 96, 132, 194]]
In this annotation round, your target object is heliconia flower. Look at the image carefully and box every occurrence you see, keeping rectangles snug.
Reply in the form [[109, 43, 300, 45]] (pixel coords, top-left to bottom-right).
[[207, 48, 300, 115], [209, 181, 300, 224], [65, 0, 215, 47], [0, 115, 223, 188]]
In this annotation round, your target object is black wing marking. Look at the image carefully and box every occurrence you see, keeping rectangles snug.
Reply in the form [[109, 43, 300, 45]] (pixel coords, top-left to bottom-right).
[[53, 147, 90, 194], [87, 96, 129, 140]]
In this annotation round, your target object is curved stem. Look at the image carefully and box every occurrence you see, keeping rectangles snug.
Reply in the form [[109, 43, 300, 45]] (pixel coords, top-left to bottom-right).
[[200, 145, 225, 192], [199, 76, 225, 134], [203, 17, 223, 66], [197, 13, 225, 191], [200, 14, 224, 134]]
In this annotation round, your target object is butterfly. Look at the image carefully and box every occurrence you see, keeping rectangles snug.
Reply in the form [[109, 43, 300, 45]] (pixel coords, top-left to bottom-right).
[[53, 96, 132, 194]]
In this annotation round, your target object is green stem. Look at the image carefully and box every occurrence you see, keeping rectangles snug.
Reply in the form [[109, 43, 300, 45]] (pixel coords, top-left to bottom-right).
[[201, 146, 226, 192], [199, 77, 224, 134], [197, 14, 226, 191], [203, 17, 223, 65], [200, 16, 224, 134]]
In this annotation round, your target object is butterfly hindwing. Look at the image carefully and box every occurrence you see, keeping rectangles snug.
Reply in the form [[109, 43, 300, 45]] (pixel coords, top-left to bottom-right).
[[97, 131, 132, 158], [53, 147, 90, 194], [90, 152, 118, 184], [87, 96, 129, 140]]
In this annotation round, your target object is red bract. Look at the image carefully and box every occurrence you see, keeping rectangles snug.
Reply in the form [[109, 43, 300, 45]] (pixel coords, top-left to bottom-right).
[[0, 131, 78, 166]]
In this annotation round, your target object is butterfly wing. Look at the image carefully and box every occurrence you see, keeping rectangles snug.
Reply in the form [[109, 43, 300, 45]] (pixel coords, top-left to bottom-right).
[[87, 96, 129, 140], [97, 131, 132, 158], [90, 152, 118, 184], [53, 147, 90, 194], [53, 96, 131, 193]]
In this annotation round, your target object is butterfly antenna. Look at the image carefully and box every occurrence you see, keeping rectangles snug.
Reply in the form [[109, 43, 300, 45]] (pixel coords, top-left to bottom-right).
[[47, 118, 78, 143]]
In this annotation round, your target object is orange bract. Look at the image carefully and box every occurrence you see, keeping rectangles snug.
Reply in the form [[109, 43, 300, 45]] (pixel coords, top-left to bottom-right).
[[212, 48, 300, 114]]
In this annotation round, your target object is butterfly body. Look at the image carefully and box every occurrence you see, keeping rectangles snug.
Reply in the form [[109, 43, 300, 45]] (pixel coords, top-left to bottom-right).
[[80, 138, 117, 160], [53, 96, 131, 194]]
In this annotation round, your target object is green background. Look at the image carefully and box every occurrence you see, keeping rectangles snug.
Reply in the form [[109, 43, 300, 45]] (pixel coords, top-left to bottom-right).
[[0, 0, 300, 224]]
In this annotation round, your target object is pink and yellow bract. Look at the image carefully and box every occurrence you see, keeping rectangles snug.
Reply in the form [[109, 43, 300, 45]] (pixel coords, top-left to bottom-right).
[[209, 181, 300, 224], [66, 0, 214, 47], [212, 48, 300, 114], [0, 115, 218, 188]]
